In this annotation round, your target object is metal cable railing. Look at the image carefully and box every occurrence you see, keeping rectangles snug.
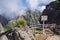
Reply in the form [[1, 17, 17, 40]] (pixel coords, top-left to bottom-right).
[[29, 24, 60, 34]]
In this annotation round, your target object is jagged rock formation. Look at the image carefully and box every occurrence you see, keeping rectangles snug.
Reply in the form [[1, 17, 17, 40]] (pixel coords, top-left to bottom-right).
[[39, 1, 60, 25], [0, 27, 34, 40], [39, 1, 60, 34]]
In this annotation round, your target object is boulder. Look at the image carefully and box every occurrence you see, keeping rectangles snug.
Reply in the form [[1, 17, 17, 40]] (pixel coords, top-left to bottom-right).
[[0, 27, 34, 40], [0, 35, 8, 40]]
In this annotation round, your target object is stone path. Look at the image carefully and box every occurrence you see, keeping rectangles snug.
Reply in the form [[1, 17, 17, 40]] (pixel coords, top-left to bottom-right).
[[46, 35, 60, 40]]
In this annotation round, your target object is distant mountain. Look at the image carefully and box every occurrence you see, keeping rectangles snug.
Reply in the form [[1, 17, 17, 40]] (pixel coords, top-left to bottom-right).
[[23, 9, 42, 26], [0, 15, 9, 26]]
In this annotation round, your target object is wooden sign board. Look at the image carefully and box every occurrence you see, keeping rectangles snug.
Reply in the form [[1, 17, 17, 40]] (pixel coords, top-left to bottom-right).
[[41, 15, 48, 21]]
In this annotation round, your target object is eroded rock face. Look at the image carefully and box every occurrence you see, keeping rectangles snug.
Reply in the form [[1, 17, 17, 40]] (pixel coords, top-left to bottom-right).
[[39, 1, 60, 25], [39, 0, 60, 34], [17, 28, 34, 40], [0, 27, 34, 40], [14, 27, 34, 40]]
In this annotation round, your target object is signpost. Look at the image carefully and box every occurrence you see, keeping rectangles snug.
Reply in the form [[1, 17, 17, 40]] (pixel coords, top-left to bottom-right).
[[41, 15, 48, 34]]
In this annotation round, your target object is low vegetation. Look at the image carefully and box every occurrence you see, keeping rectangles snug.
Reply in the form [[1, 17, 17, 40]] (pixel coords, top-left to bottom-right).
[[4, 16, 27, 31]]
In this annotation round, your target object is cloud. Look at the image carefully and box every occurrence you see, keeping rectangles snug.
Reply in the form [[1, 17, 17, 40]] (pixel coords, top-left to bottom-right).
[[26, 0, 56, 10], [26, 0, 40, 9], [38, 0, 56, 12], [37, 6, 46, 12], [0, 0, 25, 20], [0, 0, 56, 20]]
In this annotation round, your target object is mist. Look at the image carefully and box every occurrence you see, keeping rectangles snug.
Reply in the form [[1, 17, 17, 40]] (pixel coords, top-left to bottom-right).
[[0, 0, 26, 20]]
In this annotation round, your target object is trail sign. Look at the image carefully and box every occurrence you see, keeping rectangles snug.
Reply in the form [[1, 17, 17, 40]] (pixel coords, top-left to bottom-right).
[[41, 15, 48, 21], [41, 15, 48, 34]]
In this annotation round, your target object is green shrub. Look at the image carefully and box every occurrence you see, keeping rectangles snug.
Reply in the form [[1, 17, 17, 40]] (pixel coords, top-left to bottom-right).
[[16, 19, 27, 28], [5, 18, 27, 31]]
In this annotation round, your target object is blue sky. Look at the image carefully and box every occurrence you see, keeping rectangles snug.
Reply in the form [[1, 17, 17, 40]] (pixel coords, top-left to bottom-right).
[[0, 0, 56, 19], [21, 0, 28, 8]]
